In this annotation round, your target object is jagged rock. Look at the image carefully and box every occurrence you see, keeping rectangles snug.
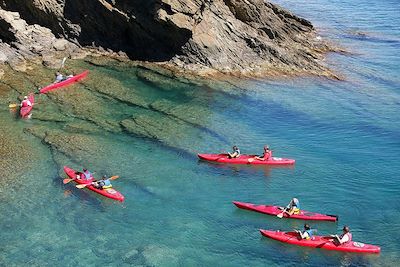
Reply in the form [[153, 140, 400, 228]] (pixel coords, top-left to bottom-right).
[[0, 6, 92, 71], [53, 39, 69, 51], [0, 0, 339, 78]]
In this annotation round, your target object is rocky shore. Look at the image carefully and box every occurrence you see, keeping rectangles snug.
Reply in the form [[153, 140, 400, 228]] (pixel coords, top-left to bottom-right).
[[0, 0, 339, 79]]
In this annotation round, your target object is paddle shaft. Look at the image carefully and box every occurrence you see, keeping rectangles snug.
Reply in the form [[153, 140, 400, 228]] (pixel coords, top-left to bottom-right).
[[76, 175, 119, 189]]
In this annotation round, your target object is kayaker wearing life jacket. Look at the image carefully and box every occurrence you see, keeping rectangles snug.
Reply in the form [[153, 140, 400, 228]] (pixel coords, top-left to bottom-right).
[[20, 96, 32, 107], [228, 146, 240, 159], [54, 71, 64, 83], [82, 168, 93, 180], [334, 226, 352, 245], [92, 175, 112, 190], [296, 224, 315, 240], [254, 145, 272, 161], [74, 171, 85, 180], [286, 198, 300, 215]]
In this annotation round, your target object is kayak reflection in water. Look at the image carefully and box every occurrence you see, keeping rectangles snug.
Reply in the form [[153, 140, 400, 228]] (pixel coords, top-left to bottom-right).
[[295, 224, 316, 240], [253, 145, 272, 161], [332, 225, 352, 245], [92, 175, 112, 190], [228, 146, 240, 159]]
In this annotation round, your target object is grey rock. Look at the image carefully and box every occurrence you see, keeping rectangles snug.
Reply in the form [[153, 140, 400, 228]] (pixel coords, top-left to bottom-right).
[[0, 0, 339, 78]]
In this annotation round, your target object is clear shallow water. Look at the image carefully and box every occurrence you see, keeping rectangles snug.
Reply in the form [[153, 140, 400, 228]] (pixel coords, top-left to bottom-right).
[[1, 0, 400, 266]]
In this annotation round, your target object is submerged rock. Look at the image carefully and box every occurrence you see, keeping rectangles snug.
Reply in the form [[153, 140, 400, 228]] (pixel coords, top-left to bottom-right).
[[120, 110, 226, 154], [142, 245, 180, 266]]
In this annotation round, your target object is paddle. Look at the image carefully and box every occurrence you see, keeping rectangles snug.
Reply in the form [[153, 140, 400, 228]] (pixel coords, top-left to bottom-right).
[[247, 156, 261, 163], [60, 57, 67, 70], [63, 178, 74, 184], [9, 97, 40, 108], [277, 207, 288, 218], [76, 175, 119, 189], [277, 201, 291, 218]]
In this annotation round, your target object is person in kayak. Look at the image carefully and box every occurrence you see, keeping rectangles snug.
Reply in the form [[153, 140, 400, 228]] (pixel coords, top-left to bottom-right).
[[82, 168, 93, 180], [254, 145, 272, 161], [333, 226, 352, 245], [228, 146, 240, 158], [74, 171, 85, 180], [54, 71, 64, 83], [20, 96, 32, 107], [92, 175, 112, 190], [285, 197, 300, 215], [295, 224, 315, 240]]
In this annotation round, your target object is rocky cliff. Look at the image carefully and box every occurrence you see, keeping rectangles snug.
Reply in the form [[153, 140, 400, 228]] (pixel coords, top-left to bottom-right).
[[0, 0, 337, 78]]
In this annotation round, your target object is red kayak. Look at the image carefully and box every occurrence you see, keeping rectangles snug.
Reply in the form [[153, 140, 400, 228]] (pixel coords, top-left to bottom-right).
[[233, 201, 338, 221], [198, 153, 295, 165], [63, 166, 124, 202], [20, 93, 34, 118], [259, 229, 380, 253], [39, 70, 89, 94]]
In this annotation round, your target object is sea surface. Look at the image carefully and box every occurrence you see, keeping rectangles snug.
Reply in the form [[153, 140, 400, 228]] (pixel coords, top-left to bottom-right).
[[0, 0, 399, 266]]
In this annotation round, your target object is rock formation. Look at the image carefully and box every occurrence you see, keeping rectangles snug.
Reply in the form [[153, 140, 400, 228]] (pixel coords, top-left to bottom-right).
[[0, 0, 337, 78]]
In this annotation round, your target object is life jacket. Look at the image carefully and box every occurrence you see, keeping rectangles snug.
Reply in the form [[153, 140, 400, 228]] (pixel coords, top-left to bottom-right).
[[21, 100, 31, 107], [340, 232, 352, 243], [103, 179, 111, 186], [83, 171, 92, 179], [292, 198, 300, 209], [264, 150, 272, 159], [235, 149, 240, 157], [55, 74, 64, 82], [304, 229, 314, 239]]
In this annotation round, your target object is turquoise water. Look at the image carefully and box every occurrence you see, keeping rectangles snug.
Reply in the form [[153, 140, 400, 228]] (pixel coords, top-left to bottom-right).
[[1, 0, 400, 266]]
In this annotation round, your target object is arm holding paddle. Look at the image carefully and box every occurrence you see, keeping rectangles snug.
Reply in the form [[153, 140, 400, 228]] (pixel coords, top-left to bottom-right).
[[76, 175, 119, 189], [277, 203, 291, 218], [248, 145, 272, 163], [277, 198, 299, 218], [277, 206, 288, 218], [331, 226, 352, 244]]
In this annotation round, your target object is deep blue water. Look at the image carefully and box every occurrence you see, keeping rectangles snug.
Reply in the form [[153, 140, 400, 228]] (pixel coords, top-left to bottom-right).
[[0, 0, 399, 266]]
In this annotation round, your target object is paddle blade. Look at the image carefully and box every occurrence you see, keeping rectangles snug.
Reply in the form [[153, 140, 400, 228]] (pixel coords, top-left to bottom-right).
[[63, 178, 73, 184], [76, 183, 90, 189], [109, 175, 119, 180], [277, 213, 284, 218], [61, 57, 67, 68], [9, 103, 17, 108]]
